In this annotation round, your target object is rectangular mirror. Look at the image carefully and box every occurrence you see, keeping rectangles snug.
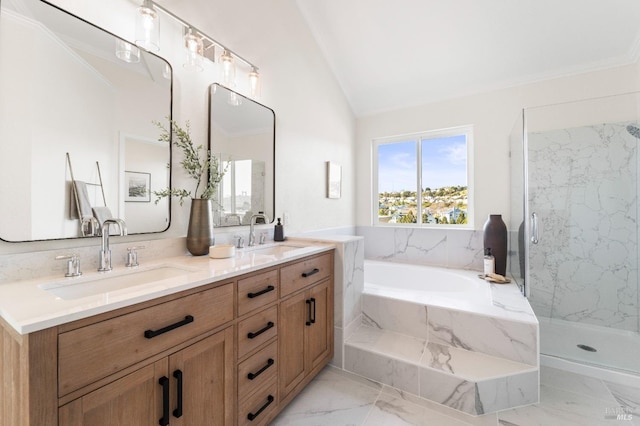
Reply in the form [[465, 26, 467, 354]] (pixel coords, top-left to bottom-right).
[[0, 0, 172, 242], [209, 84, 275, 226]]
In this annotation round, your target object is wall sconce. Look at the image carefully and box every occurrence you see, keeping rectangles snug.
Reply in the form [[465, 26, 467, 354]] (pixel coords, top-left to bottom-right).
[[115, 39, 140, 63], [135, 0, 160, 52], [183, 27, 204, 72]]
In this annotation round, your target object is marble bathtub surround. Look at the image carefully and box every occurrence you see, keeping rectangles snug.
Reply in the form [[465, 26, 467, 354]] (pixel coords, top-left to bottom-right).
[[357, 226, 485, 271], [343, 277, 539, 416]]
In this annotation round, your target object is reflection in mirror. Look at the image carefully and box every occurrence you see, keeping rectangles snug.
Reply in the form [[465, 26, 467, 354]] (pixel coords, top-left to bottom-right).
[[0, 0, 172, 242], [209, 84, 275, 227]]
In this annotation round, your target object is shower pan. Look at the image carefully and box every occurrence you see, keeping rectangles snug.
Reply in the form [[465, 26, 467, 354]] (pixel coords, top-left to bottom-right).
[[510, 92, 640, 377]]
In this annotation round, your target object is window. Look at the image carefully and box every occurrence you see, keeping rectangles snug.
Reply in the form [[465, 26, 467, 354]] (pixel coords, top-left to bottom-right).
[[373, 125, 473, 227]]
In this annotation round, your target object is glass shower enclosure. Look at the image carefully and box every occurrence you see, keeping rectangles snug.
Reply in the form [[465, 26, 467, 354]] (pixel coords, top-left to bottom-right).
[[510, 92, 640, 374]]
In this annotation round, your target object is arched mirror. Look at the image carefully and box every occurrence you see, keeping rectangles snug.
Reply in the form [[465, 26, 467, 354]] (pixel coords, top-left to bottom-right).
[[0, 0, 172, 242], [208, 84, 275, 227]]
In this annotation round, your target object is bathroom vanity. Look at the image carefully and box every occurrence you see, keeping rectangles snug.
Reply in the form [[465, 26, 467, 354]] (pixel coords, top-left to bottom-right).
[[0, 244, 334, 426]]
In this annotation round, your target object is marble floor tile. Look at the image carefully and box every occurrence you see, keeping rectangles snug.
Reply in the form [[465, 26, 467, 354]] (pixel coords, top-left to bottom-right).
[[497, 383, 625, 426], [541, 366, 614, 401], [363, 390, 470, 426], [272, 367, 381, 425], [274, 365, 640, 426], [604, 380, 640, 412], [380, 386, 499, 426]]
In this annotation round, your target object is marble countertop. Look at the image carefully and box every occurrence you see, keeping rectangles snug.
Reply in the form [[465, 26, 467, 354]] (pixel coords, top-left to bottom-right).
[[0, 241, 334, 335]]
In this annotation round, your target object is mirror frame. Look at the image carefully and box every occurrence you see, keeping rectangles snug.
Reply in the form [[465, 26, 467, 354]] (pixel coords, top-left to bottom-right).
[[0, 0, 173, 242], [208, 83, 275, 226]]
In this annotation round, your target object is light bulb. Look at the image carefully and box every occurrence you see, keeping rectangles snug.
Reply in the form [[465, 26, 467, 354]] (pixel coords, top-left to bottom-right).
[[183, 28, 203, 71], [220, 49, 236, 87], [248, 67, 260, 99], [135, 0, 159, 51]]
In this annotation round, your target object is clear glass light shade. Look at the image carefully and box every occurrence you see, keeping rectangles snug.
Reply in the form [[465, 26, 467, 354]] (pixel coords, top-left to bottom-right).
[[220, 49, 236, 87], [248, 67, 260, 99], [227, 90, 242, 107], [115, 39, 140, 63], [183, 29, 204, 71], [135, 0, 159, 51]]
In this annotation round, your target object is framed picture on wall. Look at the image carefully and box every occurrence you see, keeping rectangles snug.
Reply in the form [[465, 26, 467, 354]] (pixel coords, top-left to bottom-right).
[[326, 161, 341, 199], [125, 171, 151, 202]]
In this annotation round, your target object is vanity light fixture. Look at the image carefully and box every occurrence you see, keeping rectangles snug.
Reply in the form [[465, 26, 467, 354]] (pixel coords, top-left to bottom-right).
[[135, 1, 261, 97], [115, 39, 140, 63], [183, 27, 204, 72], [135, 0, 160, 52], [248, 67, 261, 99]]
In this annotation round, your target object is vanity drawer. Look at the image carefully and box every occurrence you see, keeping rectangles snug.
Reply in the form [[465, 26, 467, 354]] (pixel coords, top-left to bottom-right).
[[237, 306, 278, 358], [238, 379, 278, 426], [58, 283, 234, 396], [280, 252, 332, 297], [238, 340, 278, 400], [237, 269, 278, 316]]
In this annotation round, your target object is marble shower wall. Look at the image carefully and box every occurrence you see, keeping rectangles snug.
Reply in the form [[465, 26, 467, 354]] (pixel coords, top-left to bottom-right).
[[527, 122, 639, 332]]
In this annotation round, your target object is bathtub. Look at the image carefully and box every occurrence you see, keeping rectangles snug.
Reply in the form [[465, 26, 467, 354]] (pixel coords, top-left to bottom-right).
[[363, 260, 492, 310]]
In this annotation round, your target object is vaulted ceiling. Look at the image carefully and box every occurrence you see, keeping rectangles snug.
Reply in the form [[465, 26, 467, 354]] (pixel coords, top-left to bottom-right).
[[295, 0, 640, 116]]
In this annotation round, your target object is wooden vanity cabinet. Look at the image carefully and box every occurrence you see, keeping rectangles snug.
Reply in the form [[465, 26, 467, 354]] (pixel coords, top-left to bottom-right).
[[0, 249, 334, 426], [59, 327, 234, 426], [279, 253, 333, 403]]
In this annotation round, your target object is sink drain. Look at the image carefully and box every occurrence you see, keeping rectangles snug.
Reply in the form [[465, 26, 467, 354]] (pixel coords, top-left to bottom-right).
[[577, 344, 597, 352]]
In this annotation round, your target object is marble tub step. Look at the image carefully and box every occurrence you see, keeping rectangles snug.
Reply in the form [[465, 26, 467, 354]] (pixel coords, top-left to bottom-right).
[[344, 325, 539, 415]]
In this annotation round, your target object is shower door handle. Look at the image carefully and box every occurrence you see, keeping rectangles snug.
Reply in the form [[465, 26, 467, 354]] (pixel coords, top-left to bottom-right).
[[531, 212, 539, 244]]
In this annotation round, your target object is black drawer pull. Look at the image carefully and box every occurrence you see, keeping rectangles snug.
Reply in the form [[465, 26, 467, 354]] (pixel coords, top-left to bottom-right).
[[173, 370, 183, 418], [247, 395, 274, 421], [247, 321, 274, 339], [158, 376, 169, 426], [301, 268, 319, 278], [144, 315, 194, 339], [247, 358, 275, 380], [248, 285, 275, 299]]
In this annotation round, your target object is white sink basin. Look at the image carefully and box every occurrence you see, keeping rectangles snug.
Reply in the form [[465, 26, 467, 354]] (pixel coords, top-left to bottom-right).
[[39, 265, 196, 300]]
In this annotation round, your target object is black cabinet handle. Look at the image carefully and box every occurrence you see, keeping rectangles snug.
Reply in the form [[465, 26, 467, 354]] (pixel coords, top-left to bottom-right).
[[248, 285, 275, 299], [301, 268, 319, 278], [247, 395, 274, 421], [158, 376, 169, 426], [305, 299, 312, 326], [173, 370, 183, 418], [310, 297, 316, 324], [144, 315, 194, 339], [247, 321, 274, 339], [247, 358, 274, 380]]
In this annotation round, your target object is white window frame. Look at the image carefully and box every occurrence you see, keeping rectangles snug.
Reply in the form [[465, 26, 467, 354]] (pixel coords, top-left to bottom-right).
[[372, 125, 474, 228]]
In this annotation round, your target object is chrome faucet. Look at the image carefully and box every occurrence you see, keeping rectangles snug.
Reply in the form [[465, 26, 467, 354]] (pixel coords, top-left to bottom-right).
[[98, 219, 127, 272], [248, 214, 267, 246]]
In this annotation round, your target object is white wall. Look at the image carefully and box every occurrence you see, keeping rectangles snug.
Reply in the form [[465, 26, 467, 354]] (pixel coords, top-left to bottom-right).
[[356, 63, 640, 229], [0, 0, 355, 254]]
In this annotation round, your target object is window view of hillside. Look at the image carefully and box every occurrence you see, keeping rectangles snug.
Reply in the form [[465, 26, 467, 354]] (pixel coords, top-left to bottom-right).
[[375, 129, 470, 225]]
